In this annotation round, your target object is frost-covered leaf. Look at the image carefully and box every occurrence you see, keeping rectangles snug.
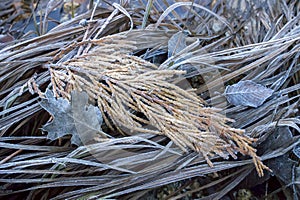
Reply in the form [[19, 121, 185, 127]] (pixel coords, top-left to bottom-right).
[[39, 89, 103, 146], [168, 31, 187, 58], [40, 90, 77, 144], [225, 80, 274, 107], [71, 90, 106, 145], [258, 127, 298, 184], [167, 31, 197, 73], [293, 144, 300, 159]]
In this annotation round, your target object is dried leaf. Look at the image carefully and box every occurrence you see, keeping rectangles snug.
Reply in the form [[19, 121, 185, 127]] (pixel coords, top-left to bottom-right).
[[39, 89, 103, 145], [167, 32, 198, 74], [258, 127, 298, 185], [168, 31, 187, 57], [293, 144, 300, 159], [225, 80, 274, 107]]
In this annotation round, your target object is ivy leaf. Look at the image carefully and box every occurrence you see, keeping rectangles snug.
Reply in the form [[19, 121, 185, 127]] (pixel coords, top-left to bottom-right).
[[39, 89, 104, 146], [225, 80, 274, 107]]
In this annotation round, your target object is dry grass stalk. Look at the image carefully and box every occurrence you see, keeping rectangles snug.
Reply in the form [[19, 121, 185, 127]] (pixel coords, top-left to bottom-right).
[[45, 34, 270, 177]]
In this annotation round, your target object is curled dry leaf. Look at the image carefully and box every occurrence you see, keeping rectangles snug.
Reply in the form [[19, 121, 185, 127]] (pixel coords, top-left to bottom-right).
[[225, 80, 274, 108]]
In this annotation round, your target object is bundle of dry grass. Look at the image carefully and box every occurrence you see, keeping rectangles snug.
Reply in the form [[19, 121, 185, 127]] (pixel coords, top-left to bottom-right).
[[45, 34, 269, 177]]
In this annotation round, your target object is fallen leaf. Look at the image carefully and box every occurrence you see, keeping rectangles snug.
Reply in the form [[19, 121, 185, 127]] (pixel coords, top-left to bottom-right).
[[293, 144, 300, 159], [225, 80, 274, 107], [258, 127, 298, 187], [39, 89, 104, 146], [168, 31, 187, 58]]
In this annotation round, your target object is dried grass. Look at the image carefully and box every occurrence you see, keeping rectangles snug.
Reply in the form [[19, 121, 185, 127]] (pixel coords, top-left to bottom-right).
[[0, 0, 299, 199]]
